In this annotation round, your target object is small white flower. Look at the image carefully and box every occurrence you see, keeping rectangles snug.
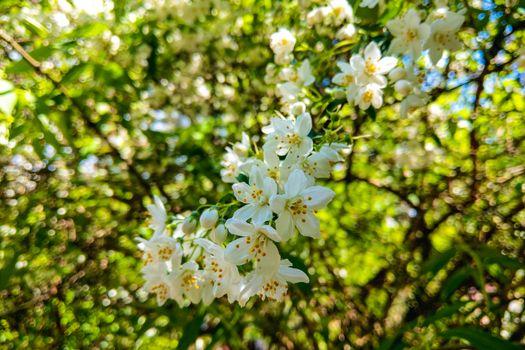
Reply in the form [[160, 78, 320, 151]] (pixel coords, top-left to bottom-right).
[[169, 261, 204, 307], [386, 9, 430, 58], [147, 195, 167, 235], [424, 15, 464, 64], [327, 0, 354, 26], [394, 79, 413, 97], [270, 169, 335, 239], [263, 112, 313, 159], [220, 147, 242, 183], [399, 94, 427, 117], [270, 28, 296, 57], [232, 166, 277, 225], [332, 60, 357, 87], [225, 218, 283, 266], [181, 216, 197, 235], [137, 234, 182, 267], [306, 7, 330, 26], [336, 23, 357, 41], [239, 243, 308, 305], [351, 42, 397, 87], [200, 208, 219, 230], [355, 83, 384, 110], [209, 223, 228, 244], [388, 67, 407, 82], [195, 238, 241, 303], [142, 263, 174, 306], [297, 60, 315, 87]]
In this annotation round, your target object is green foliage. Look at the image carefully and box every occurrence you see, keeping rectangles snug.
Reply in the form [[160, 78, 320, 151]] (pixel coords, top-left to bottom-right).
[[0, 0, 524, 349]]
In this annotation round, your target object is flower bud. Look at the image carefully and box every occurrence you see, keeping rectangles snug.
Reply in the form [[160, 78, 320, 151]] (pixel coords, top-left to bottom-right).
[[336, 24, 357, 41], [210, 223, 227, 244], [200, 208, 218, 230], [389, 67, 406, 82], [181, 216, 196, 235], [394, 80, 413, 97], [291, 101, 306, 116]]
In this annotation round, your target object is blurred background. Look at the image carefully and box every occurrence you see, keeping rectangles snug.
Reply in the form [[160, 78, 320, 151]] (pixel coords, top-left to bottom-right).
[[0, 0, 524, 349]]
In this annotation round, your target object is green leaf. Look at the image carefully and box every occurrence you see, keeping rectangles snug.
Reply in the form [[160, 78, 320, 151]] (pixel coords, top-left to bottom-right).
[[68, 22, 109, 38], [441, 327, 523, 350], [421, 248, 456, 275], [21, 16, 49, 37], [422, 302, 466, 326], [176, 309, 206, 350], [440, 267, 473, 300], [0, 80, 17, 115], [0, 250, 17, 290], [477, 247, 525, 269], [61, 63, 93, 85]]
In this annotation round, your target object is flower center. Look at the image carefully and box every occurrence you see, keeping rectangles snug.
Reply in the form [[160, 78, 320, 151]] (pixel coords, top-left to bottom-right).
[[286, 133, 301, 145], [158, 247, 173, 260], [365, 59, 377, 75], [259, 279, 287, 300], [151, 283, 168, 300], [406, 29, 417, 41], [143, 252, 154, 265], [280, 38, 289, 46], [363, 90, 374, 103], [343, 74, 354, 85], [434, 32, 448, 46], [289, 198, 308, 216], [250, 186, 264, 201], [182, 274, 199, 290]]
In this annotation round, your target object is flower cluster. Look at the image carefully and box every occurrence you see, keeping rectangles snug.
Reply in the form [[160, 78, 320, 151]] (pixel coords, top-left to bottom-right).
[[137, 111, 346, 307], [135, 0, 466, 308]]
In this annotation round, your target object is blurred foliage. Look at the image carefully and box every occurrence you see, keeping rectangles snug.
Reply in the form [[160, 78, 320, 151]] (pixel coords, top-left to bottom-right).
[[0, 0, 524, 349]]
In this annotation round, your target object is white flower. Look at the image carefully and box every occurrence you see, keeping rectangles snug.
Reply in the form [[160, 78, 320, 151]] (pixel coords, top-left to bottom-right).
[[351, 41, 397, 87], [355, 83, 384, 110], [424, 15, 464, 64], [394, 79, 413, 97], [270, 28, 296, 57], [399, 94, 427, 117], [297, 60, 315, 87], [388, 67, 407, 82], [147, 195, 167, 235], [239, 243, 308, 305], [270, 169, 335, 239], [306, 7, 330, 26], [200, 208, 219, 230], [327, 0, 353, 26], [232, 166, 277, 225], [137, 234, 182, 267], [220, 147, 242, 183], [263, 112, 313, 159], [195, 238, 241, 303], [386, 9, 430, 58], [169, 261, 204, 307], [336, 23, 357, 41], [142, 263, 174, 306], [332, 60, 357, 87], [225, 218, 284, 266], [280, 145, 342, 183]]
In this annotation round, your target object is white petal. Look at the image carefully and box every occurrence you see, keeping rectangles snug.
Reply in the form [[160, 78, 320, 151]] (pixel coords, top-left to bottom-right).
[[233, 204, 257, 221], [225, 218, 256, 237], [365, 41, 381, 62], [377, 57, 398, 74], [270, 194, 287, 213], [259, 225, 282, 242], [252, 206, 272, 225], [296, 113, 312, 137], [232, 182, 251, 203], [195, 238, 222, 256], [295, 212, 320, 238], [276, 211, 294, 241], [301, 186, 336, 209], [279, 266, 309, 283], [285, 169, 308, 197], [225, 238, 252, 265]]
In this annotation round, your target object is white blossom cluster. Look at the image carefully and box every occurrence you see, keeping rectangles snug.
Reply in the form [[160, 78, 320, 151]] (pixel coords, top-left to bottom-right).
[[137, 111, 347, 307], [135, 0, 466, 308]]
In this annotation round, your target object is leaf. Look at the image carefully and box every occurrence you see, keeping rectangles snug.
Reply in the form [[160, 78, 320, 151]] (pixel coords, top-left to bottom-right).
[[441, 327, 523, 350], [68, 22, 109, 38], [421, 248, 456, 275], [0, 80, 17, 115], [422, 302, 466, 326], [61, 63, 93, 85], [21, 16, 49, 37], [366, 107, 376, 121], [440, 267, 473, 300], [0, 250, 17, 290], [477, 247, 525, 269], [176, 309, 206, 350]]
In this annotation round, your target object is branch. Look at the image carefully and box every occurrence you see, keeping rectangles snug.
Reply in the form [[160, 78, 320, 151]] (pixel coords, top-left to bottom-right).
[[0, 29, 170, 203]]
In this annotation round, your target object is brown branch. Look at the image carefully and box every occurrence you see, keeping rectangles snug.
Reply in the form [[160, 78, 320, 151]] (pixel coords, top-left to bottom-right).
[[0, 29, 170, 203]]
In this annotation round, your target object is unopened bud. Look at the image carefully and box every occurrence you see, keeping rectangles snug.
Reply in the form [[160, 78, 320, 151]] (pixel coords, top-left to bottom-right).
[[210, 223, 227, 244], [394, 80, 412, 97], [181, 216, 196, 235], [291, 101, 306, 115], [199, 208, 218, 230], [389, 67, 406, 82]]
